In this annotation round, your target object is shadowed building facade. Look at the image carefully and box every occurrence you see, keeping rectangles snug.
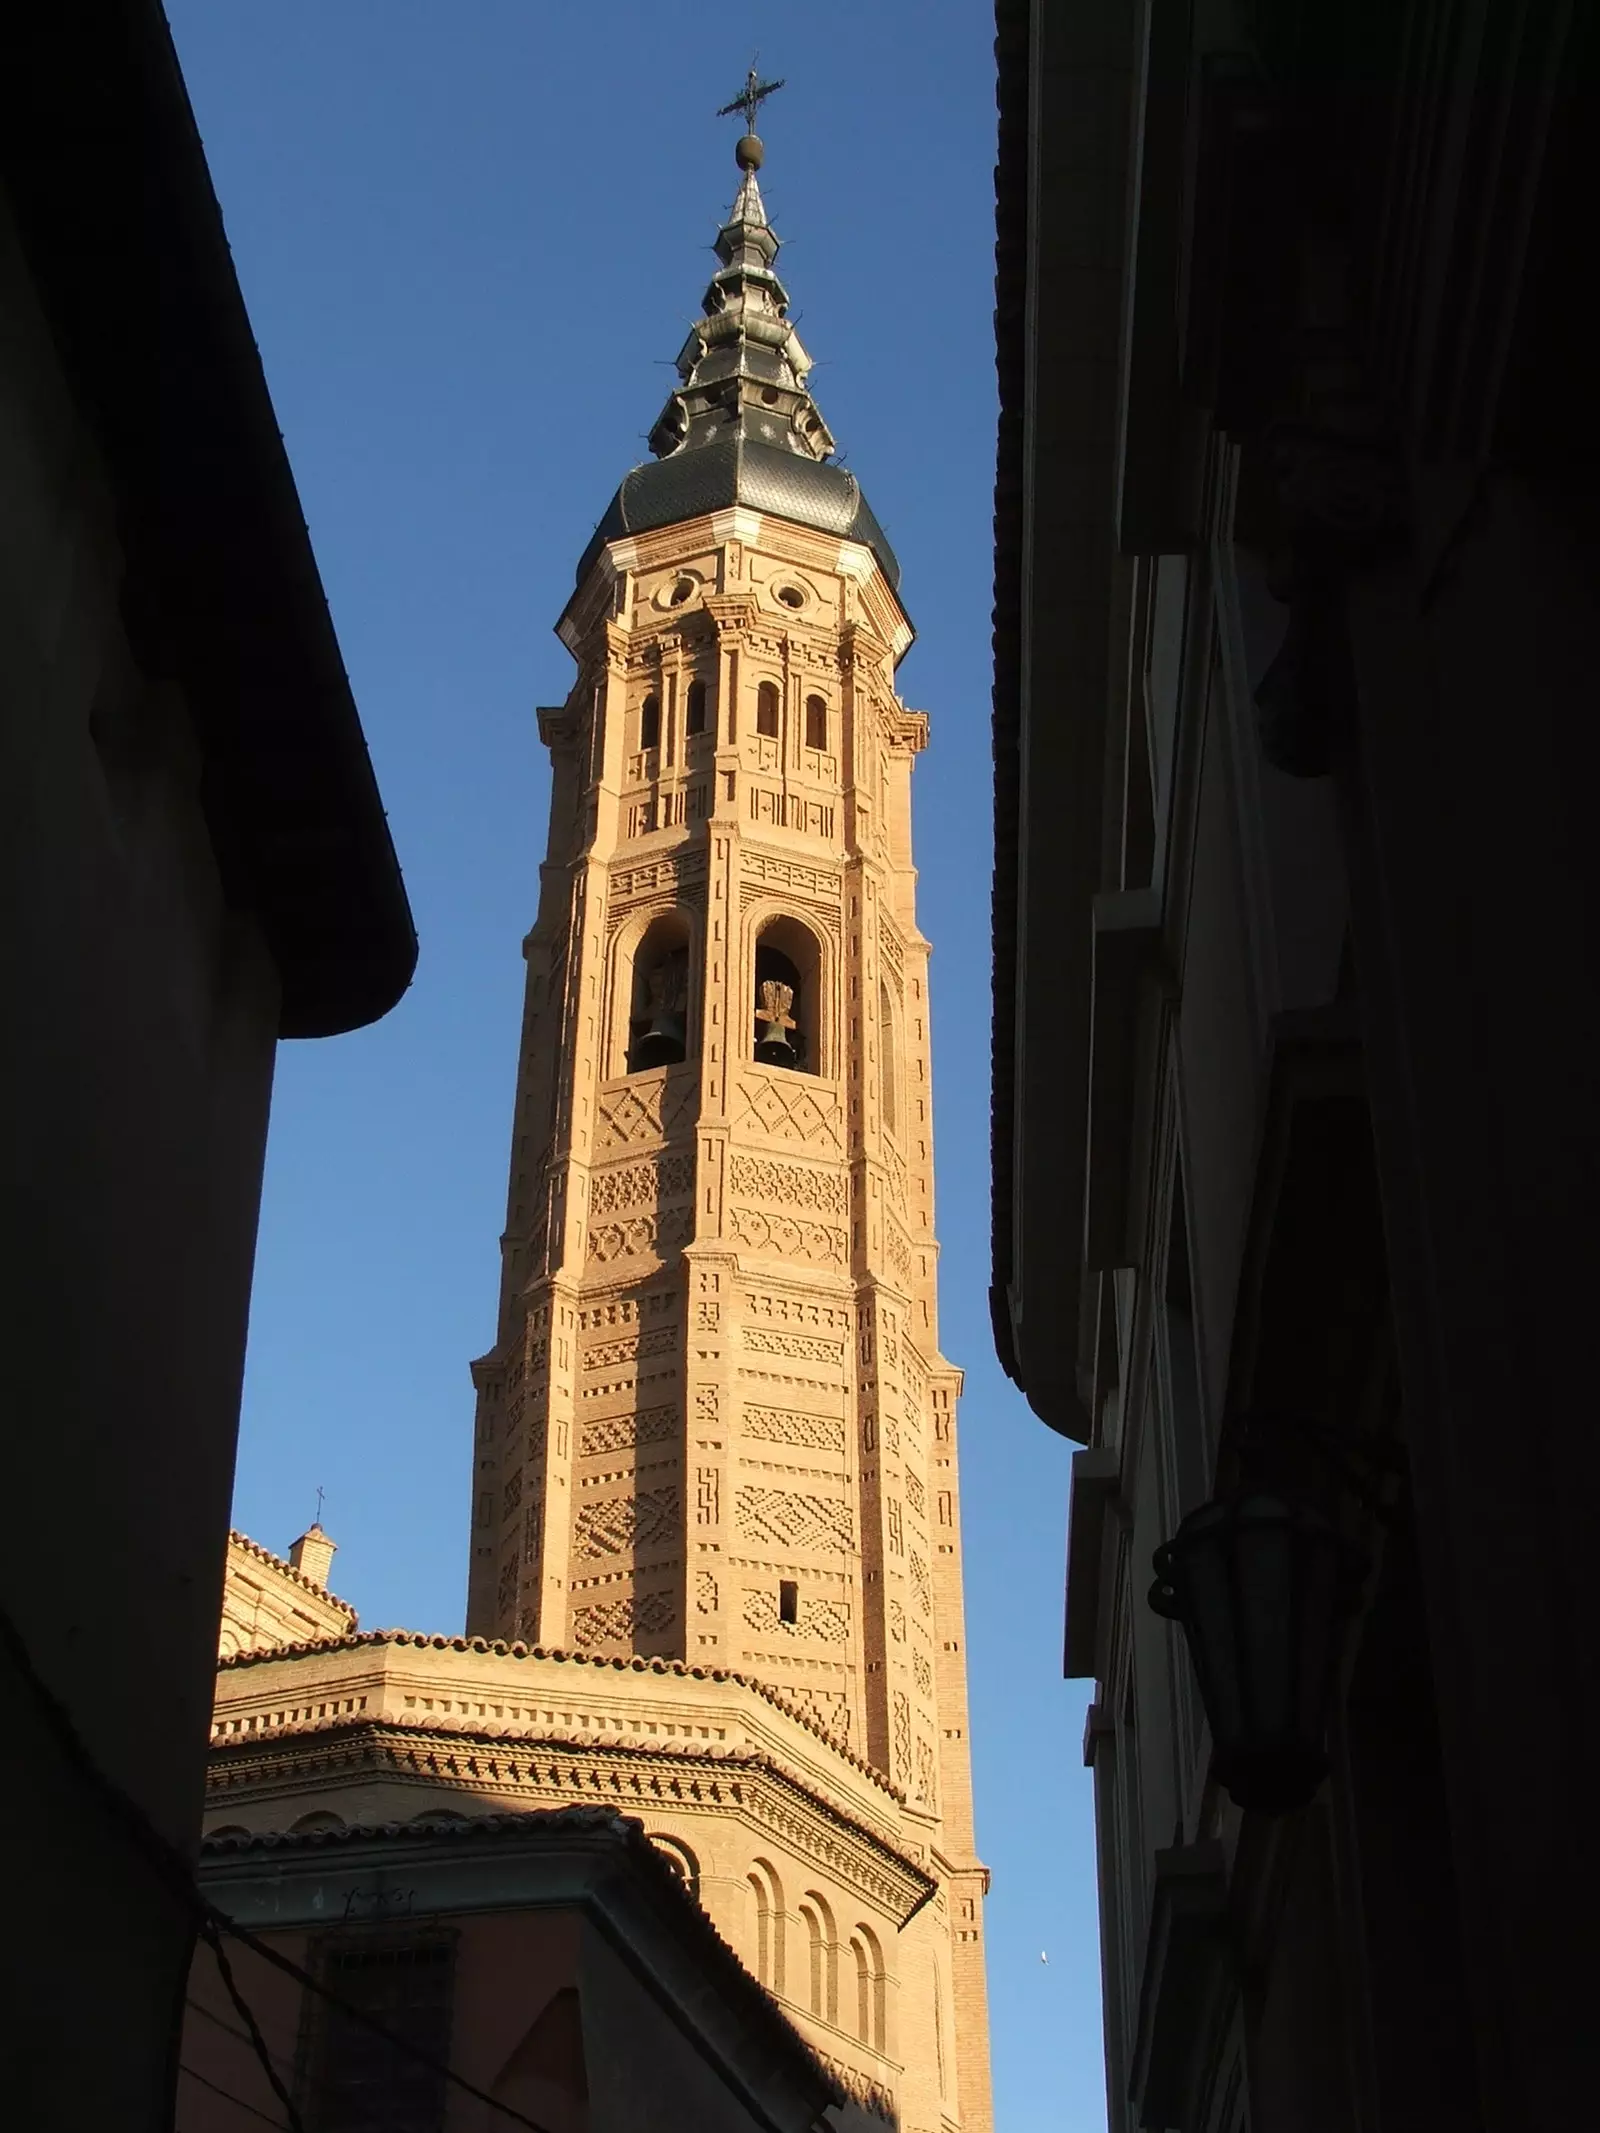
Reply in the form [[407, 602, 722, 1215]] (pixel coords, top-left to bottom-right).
[[991, 4, 1600, 2130]]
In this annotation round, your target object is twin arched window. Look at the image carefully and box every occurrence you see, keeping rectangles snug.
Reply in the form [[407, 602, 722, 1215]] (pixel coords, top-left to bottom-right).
[[619, 912, 824, 1078]]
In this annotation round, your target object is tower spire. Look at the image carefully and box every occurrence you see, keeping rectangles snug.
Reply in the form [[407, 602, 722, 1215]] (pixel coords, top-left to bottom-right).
[[647, 78, 835, 465]]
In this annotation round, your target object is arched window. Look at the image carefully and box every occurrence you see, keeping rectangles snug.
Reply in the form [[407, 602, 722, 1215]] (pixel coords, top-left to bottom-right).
[[804, 694, 828, 751], [750, 1873, 772, 1985], [800, 1892, 838, 2023], [878, 979, 899, 1135], [850, 1925, 886, 2050], [626, 912, 690, 1072], [756, 680, 781, 737], [685, 677, 708, 736], [640, 693, 661, 751], [649, 1834, 700, 1900], [749, 1859, 786, 1993], [752, 916, 822, 1074]]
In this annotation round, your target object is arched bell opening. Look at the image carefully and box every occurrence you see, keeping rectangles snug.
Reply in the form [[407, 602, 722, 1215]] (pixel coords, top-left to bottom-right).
[[626, 912, 692, 1073], [751, 915, 821, 1073]]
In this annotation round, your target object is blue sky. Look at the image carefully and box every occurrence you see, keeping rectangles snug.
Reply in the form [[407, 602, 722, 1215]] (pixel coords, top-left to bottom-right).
[[166, 4, 1104, 2123]]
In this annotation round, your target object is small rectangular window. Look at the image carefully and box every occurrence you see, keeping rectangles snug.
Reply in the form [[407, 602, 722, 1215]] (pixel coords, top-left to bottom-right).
[[778, 1579, 799, 1625]]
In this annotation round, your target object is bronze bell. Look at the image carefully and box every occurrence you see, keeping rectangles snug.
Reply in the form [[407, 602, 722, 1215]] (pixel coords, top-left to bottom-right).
[[754, 978, 799, 1068], [630, 959, 688, 1070]]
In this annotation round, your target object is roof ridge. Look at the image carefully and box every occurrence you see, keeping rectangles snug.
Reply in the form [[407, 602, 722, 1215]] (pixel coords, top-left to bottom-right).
[[227, 1528, 358, 1618]]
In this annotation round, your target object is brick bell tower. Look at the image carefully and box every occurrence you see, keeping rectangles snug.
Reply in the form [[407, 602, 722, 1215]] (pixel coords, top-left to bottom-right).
[[466, 97, 992, 2128]]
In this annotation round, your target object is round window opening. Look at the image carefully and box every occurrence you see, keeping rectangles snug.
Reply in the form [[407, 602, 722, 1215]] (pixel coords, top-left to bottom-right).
[[776, 585, 806, 610], [762, 386, 781, 406], [669, 578, 695, 607]]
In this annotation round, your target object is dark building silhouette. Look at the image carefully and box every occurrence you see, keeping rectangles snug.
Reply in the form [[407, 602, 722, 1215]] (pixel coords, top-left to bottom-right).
[[0, 5, 415, 2125], [991, 4, 1598, 2129]]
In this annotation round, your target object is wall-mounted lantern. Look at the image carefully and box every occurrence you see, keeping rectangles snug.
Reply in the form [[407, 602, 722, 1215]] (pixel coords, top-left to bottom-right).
[[1149, 1484, 1369, 1814]]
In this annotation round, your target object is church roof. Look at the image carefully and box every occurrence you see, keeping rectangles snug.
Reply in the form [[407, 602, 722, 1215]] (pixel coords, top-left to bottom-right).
[[577, 133, 900, 590], [214, 1627, 904, 1799]]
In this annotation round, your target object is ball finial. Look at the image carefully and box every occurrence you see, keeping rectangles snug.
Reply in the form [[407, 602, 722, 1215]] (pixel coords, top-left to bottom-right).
[[735, 132, 764, 172]]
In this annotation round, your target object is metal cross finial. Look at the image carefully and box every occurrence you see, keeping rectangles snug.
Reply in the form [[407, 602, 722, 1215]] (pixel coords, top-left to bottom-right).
[[314, 1484, 325, 1528], [716, 62, 785, 136]]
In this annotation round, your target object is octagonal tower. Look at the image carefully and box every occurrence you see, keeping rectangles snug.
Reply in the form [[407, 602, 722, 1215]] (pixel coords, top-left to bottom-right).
[[464, 134, 992, 2132]]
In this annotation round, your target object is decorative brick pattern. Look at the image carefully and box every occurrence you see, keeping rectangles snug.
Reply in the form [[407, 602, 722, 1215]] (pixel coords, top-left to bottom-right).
[[587, 1203, 693, 1265], [743, 1588, 850, 1642], [787, 1686, 852, 1744], [743, 1405, 847, 1452], [736, 1487, 854, 1554], [742, 1327, 847, 1366], [571, 1590, 674, 1648], [595, 1074, 697, 1151], [589, 1151, 695, 1217], [579, 1405, 675, 1458], [730, 1205, 847, 1266], [727, 1154, 848, 1215], [573, 1487, 680, 1558], [732, 1076, 845, 1151]]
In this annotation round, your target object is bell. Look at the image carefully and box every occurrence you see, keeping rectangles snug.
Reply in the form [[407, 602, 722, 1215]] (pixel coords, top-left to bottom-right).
[[630, 1010, 686, 1071], [754, 979, 799, 1068], [630, 955, 688, 1070]]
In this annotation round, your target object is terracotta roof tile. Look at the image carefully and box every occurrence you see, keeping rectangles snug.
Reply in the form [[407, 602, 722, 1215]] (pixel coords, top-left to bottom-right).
[[214, 1628, 900, 1798], [227, 1530, 358, 1622]]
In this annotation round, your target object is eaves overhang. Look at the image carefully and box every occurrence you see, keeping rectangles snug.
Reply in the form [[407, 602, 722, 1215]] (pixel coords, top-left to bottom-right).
[[990, 0, 1137, 1438], [0, 1, 417, 1037]]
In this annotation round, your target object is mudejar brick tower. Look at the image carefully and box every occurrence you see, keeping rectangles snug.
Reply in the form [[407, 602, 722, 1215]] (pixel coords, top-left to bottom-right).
[[464, 111, 992, 2131]]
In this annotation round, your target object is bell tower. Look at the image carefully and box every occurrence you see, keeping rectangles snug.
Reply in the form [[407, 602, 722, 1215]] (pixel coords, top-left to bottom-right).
[[466, 108, 992, 2129]]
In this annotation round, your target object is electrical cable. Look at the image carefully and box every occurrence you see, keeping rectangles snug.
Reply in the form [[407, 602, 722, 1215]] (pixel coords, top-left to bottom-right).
[[186, 1994, 292, 2067], [178, 2060, 291, 2128], [202, 1917, 307, 2133], [0, 1596, 554, 2133]]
